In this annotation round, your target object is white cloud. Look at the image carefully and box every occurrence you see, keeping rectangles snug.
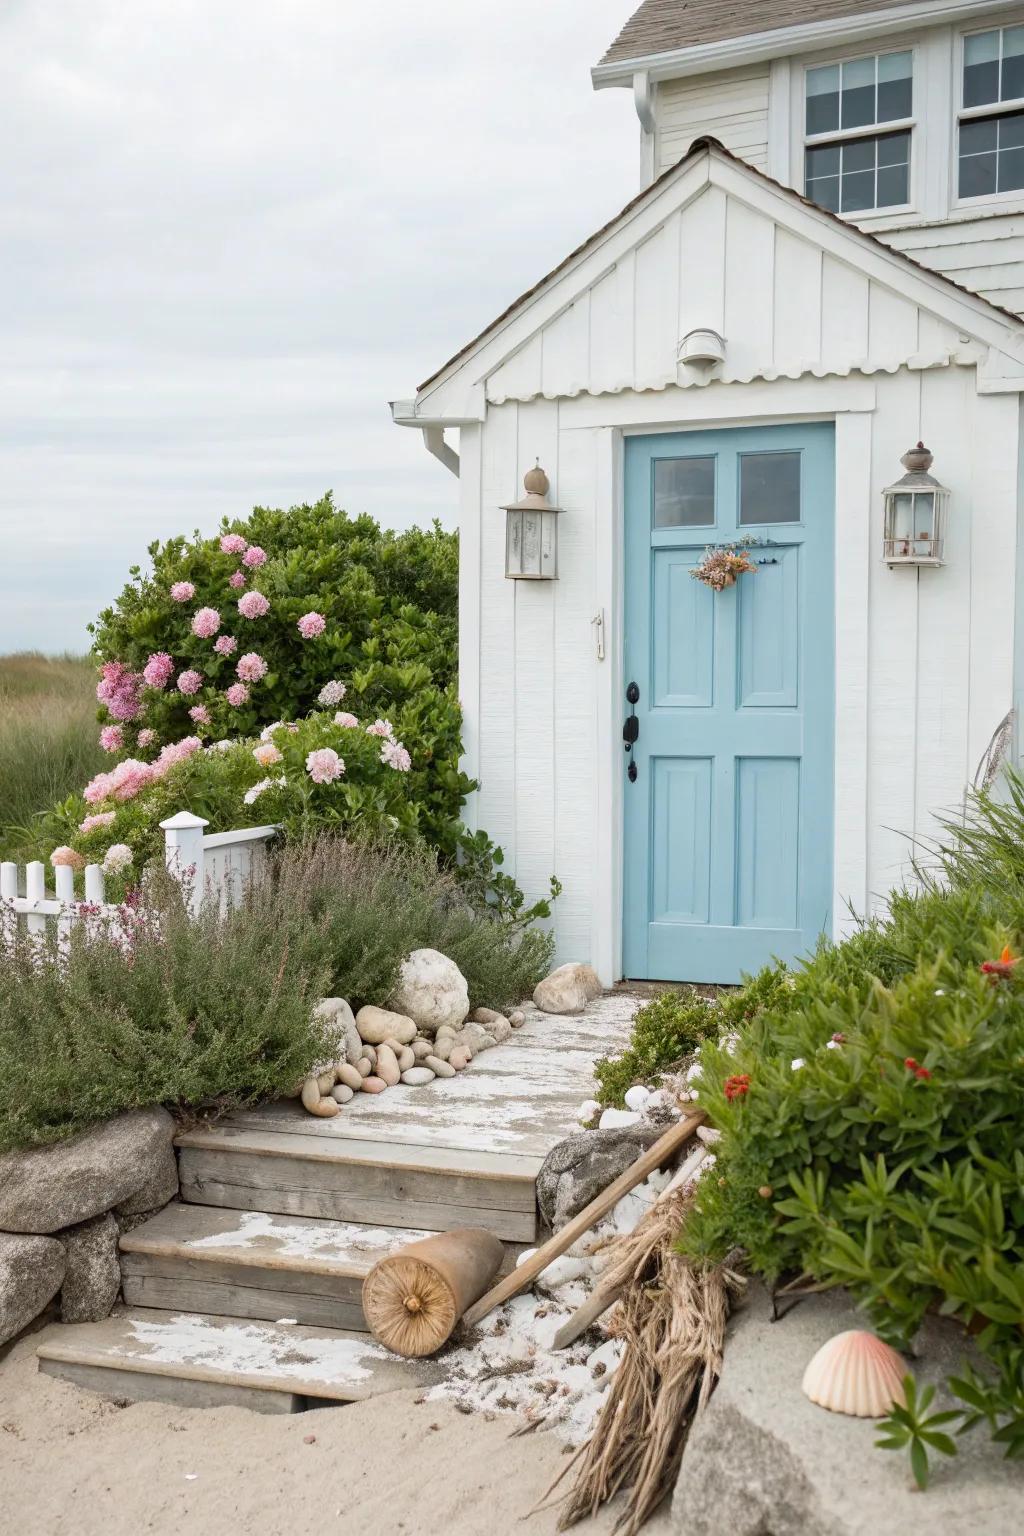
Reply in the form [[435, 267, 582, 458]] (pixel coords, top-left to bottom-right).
[[0, 0, 636, 651]]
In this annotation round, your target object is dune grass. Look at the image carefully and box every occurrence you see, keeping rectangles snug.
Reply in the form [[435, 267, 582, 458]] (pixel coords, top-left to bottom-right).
[[0, 653, 104, 860]]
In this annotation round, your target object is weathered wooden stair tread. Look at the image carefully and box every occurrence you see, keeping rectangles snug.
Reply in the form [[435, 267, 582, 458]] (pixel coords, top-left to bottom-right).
[[176, 1125, 544, 1180], [36, 1308, 442, 1408], [119, 1204, 441, 1330]]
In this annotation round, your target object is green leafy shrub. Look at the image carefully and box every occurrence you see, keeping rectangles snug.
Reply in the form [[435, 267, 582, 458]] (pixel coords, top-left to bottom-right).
[[0, 836, 553, 1153], [673, 780, 1024, 1483], [88, 496, 458, 750]]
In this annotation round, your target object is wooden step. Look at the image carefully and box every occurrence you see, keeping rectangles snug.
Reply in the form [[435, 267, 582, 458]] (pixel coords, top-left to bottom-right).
[[119, 1203, 441, 1331], [36, 1307, 442, 1414], [177, 1123, 543, 1241]]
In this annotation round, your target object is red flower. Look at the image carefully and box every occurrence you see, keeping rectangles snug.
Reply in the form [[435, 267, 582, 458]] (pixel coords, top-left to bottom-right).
[[915, 1067, 932, 1080], [831, 1033, 846, 1044], [981, 945, 1020, 981], [904, 1057, 919, 1070], [724, 1074, 751, 1102]]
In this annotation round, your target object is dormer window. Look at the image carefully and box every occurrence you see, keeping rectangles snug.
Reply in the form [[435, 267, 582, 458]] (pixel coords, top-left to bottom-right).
[[958, 27, 1024, 199], [803, 50, 913, 215]]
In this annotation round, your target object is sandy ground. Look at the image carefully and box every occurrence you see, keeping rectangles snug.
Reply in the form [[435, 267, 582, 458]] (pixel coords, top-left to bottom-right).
[[0, 1324, 672, 1536]]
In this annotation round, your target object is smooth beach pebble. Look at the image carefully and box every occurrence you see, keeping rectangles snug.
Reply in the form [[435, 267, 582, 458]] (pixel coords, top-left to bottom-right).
[[335, 1063, 364, 1093], [395, 1044, 416, 1072], [448, 1048, 471, 1071], [424, 1055, 455, 1078], [361, 1076, 388, 1094], [411, 1039, 433, 1061], [509, 1010, 525, 1027], [360, 1045, 377, 1067], [330, 1083, 354, 1104], [401, 1067, 436, 1086], [429, 1036, 453, 1062], [355, 1057, 373, 1079], [375, 1044, 401, 1087]]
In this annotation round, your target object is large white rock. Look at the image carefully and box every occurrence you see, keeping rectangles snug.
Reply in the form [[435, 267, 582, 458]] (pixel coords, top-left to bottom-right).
[[314, 996, 362, 1064], [389, 949, 470, 1038], [533, 962, 602, 1016]]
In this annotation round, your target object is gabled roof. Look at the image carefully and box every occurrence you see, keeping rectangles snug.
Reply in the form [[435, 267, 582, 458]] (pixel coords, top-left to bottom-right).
[[413, 138, 1022, 408], [599, 0, 929, 66]]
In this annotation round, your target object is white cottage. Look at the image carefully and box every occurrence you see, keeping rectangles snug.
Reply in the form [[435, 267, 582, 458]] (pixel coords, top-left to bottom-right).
[[392, 0, 1024, 985]]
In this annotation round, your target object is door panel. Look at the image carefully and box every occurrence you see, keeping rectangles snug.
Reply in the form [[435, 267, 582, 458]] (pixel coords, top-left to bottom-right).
[[623, 423, 834, 983]]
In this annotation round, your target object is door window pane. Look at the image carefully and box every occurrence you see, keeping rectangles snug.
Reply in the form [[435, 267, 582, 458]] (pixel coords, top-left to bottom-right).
[[959, 109, 1024, 196], [653, 457, 715, 528], [739, 453, 801, 526]]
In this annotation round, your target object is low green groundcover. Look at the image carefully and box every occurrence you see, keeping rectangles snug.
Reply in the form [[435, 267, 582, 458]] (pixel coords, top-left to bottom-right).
[[596, 776, 1024, 1485]]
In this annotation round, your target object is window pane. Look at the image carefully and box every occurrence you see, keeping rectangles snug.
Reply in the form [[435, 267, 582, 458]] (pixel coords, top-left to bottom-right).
[[653, 457, 716, 528], [842, 56, 876, 129], [806, 64, 840, 134], [959, 148, 998, 197], [1003, 26, 1024, 101], [877, 164, 909, 206], [806, 143, 840, 178], [843, 136, 875, 172], [841, 168, 876, 211], [964, 30, 1000, 107], [1000, 110, 1024, 148], [877, 129, 910, 167], [998, 145, 1024, 192], [739, 453, 801, 526], [806, 172, 841, 212], [877, 51, 913, 121], [960, 116, 997, 155]]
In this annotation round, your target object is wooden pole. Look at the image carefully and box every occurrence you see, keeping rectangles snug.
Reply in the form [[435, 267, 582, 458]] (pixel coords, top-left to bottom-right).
[[461, 1111, 705, 1331], [363, 1228, 505, 1357]]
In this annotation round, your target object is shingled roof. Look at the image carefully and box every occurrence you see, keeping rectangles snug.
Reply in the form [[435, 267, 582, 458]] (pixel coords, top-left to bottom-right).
[[599, 0, 923, 66]]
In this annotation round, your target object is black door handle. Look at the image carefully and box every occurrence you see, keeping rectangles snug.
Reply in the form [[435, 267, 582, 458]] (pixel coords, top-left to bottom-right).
[[624, 682, 639, 781]]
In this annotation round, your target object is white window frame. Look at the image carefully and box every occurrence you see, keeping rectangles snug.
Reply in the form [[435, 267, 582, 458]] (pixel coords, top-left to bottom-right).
[[797, 43, 919, 221], [953, 18, 1024, 212]]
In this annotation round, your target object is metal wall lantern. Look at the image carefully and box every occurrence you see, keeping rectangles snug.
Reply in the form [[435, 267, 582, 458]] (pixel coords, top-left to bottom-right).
[[882, 442, 949, 568], [502, 462, 563, 580]]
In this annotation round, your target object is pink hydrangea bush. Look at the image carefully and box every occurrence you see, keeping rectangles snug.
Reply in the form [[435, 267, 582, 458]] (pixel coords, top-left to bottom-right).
[[214, 635, 237, 656], [229, 571, 247, 589], [306, 747, 344, 784], [170, 581, 195, 603], [177, 669, 203, 696], [236, 652, 267, 683], [226, 683, 250, 707], [99, 725, 124, 753], [242, 545, 267, 568], [96, 662, 143, 722], [297, 611, 326, 639], [220, 533, 247, 555], [238, 591, 270, 620], [143, 652, 175, 689], [191, 607, 221, 638]]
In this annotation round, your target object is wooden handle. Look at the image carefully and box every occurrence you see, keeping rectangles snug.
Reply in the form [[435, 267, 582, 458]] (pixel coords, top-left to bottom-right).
[[461, 1111, 705, 1330]]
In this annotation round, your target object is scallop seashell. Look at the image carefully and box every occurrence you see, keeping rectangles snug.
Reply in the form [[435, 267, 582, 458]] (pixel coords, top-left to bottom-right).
[[801, 1330, 907, 1418]]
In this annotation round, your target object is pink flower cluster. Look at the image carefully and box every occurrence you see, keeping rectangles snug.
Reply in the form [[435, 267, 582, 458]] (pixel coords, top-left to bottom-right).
[[334, 711, 359, 729], [143, 652, 174, 689], [380, 738, 412, 773], [318, 680, 346, 706], [214, 634, 237, 656], [220, 533, 247, 555], [79, 811, 116, 834], [238, 591, 270, 620], [191, 606, 221, 638], [99, 724, 123, 753], [138, 728, 157, 749], [226, 683, 249, 707], [177, 669, 203, 696], [242, 545, 267, 568], [236, 652, 267, 683], [253, 741, 282, 768], [366, 718, 393, 739], [51, 846, 85, 870], [306, 747, 344, 784], [83, 736, 204, 806], [297, 611, 326, 639], [96, 661, 143, 722], [189, 704, 211, 725], [229, 571, 247, 589], [170, 581, 195, 603]]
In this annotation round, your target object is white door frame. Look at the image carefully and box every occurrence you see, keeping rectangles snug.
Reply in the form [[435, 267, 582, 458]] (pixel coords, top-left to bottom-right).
[[580, 377, 877, 983]]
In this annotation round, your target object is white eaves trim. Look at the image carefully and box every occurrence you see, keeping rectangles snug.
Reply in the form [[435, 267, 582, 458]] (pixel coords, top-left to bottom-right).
[[411, 144, 1024, 423], [592, 0, 1006, 88]]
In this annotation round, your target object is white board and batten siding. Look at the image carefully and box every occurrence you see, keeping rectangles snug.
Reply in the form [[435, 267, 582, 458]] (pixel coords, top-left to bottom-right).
[[654, 66, 770, 177]]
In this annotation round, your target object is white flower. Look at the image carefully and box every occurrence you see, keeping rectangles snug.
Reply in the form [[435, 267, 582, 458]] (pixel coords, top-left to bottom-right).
[[259, 722, 284, 742], [791, 1057, 806, 1071], [934, 988, 946, 996], [102, 843, 133, 875], [721, 1032, 740, 1054], [826, 1040, 841, 1050], [243, 777, 274, 805], [317, 680, 346, 706]]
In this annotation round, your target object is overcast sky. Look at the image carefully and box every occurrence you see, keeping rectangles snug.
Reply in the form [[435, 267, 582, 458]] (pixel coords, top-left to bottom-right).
[[0, 1, 637, 653]]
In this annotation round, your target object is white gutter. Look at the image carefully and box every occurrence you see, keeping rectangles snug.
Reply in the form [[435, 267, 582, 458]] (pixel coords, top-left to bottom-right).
[[593, 0, 1007, 88], [389, 400, 460, 477]]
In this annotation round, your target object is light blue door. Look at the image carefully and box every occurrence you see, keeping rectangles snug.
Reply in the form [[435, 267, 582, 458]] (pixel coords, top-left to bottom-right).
[[623, 423, 835, 983]]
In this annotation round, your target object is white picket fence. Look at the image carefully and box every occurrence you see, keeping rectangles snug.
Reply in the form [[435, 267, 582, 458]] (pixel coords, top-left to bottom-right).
[[0, 812, 279, 944]]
